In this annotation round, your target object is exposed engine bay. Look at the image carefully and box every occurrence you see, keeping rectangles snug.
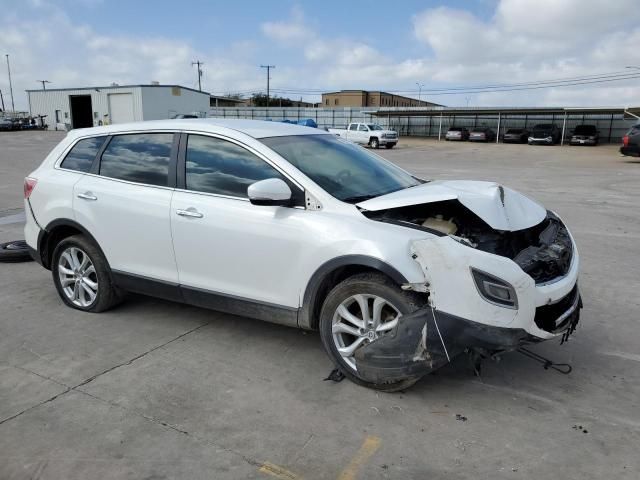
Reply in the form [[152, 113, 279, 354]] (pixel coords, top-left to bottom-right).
[[364, 199, 573, 284]]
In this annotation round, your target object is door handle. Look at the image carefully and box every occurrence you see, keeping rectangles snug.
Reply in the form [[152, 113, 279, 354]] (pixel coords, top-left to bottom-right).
[[176, 208, 203, 219], [77, 192, 97, 201]]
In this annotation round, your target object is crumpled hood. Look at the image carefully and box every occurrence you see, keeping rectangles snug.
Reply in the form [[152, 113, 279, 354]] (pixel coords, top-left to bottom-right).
[[356, 180, 547, 231]]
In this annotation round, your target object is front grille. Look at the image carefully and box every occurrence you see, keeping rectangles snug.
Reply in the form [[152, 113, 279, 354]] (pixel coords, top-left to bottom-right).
[[534, 285, 580, 333], [513, 214, 573, 284]]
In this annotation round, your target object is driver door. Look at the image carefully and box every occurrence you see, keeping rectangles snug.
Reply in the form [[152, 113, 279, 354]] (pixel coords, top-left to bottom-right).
[[170, 133, 309, 321], [357, 124, 370, 144]]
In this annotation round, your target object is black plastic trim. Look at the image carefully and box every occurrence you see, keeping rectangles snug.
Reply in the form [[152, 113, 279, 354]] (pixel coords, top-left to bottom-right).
[[111, 270, 184, 303], [299, 255, 410, 329], [90, 135, 112, 175], [39, 218, 108, 270]]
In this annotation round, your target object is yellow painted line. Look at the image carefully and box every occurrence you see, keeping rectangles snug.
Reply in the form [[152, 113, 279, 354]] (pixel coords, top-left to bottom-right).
[[259, 462, 301, 480], [337, 435, 382, 480]]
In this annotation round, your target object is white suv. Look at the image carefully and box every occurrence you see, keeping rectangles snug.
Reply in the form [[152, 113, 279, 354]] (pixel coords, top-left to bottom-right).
[[24, 119, 581, 390]]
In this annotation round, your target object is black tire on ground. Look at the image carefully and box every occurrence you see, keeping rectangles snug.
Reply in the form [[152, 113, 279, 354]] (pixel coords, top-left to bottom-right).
[[51, 234, 123, 313], [369, 137, 380, 149], [0, 240, 33, 263], [319, 272, 428, 392], [385, 143, 394, 149]]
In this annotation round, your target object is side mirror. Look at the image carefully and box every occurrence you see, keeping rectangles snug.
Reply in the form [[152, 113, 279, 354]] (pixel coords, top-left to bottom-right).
[[248, 178, 292, 206]]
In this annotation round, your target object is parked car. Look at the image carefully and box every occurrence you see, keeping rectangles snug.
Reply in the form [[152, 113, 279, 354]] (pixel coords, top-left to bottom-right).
[[503, 128, 530, 144], [0, 118, 14, 131], [528, 124, 562, 145], [621, 122, 640, 157], [469, 127, 496, 142], [328, 122, 398, 149], [24, 119, 581, 391], [445, 126, 470, 141], [570, 125, 599, 146]]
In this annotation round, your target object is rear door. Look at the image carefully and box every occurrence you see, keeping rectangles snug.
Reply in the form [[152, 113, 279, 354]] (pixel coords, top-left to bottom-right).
[[73, 131, 179, 284]]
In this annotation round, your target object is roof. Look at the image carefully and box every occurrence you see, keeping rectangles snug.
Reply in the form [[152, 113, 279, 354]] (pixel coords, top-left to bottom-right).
[[364, 106, 638, 116], [65, 118, 330, 140], [26, 84, 210, 95]]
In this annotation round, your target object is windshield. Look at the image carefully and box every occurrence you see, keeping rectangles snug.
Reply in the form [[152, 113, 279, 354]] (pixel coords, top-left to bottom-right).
[[574, 125, 596, 135], [261, 134, 422, 203], [366, 124, 383, 131], [506, 129, 523, 134]]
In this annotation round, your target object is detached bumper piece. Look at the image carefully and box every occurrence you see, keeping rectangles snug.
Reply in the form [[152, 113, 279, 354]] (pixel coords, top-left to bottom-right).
[[535, 285, 582, 343], [353, 307, 530, 384]]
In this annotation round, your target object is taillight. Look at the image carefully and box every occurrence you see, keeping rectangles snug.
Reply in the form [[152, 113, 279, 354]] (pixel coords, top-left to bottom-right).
[[622, 135, 629, 147], [24, 177, 37, 199]]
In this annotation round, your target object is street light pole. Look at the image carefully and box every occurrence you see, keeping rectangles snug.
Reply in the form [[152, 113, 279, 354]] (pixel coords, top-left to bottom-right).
[[0, 89, 5, 111], [415, 82, 424, 103], [5, 54, 15, 112]]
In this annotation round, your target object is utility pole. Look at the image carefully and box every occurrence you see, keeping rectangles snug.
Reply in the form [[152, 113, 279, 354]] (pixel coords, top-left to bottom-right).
[[37, 80, 51, 90], [192, 60, 203, 91], [5, 54, 15, 112], [260, 65, 275, 107], [0, 89, 5, 111]]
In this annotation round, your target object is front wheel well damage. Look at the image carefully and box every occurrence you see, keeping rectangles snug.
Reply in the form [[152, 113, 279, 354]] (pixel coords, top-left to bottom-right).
[[301, 257, 410, 330]]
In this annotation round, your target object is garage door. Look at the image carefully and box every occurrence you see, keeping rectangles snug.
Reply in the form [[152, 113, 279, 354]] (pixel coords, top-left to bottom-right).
[[108, 93, 135, 124]]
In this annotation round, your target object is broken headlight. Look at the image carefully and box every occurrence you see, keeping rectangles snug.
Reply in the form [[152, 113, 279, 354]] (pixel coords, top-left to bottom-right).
[[471, 268, 518, 309]]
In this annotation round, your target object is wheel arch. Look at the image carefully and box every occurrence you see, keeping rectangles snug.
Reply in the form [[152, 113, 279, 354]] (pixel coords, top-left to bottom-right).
[[298, 255, 409, 330], [38, 218, 107, 270]]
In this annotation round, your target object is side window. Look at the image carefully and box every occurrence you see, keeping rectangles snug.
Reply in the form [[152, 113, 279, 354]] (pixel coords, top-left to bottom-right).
[[185, 135, 284, 198], [358, 124, 368, 132], [349, 124, 357, 131], [99, 133, 173, 186], [60, 136, 106, 172]]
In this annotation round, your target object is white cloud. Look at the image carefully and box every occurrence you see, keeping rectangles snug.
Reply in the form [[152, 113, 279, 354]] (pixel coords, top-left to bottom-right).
[[261, 6, 310, 43]]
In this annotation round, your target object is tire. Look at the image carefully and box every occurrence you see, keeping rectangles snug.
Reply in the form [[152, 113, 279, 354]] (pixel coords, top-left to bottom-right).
[[51, 234, 123, 312], [319, 272, 427, 392], [369, 137, 380, 149], [0, 240, 33, 263], [385, 143, 394, 149]]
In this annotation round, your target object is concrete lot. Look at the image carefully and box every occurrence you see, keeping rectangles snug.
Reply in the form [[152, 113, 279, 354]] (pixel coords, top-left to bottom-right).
[[1, 130, 639, 479]]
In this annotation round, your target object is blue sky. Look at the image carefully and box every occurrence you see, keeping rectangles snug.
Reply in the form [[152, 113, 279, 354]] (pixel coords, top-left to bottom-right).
[[1, 0, 639, 110]]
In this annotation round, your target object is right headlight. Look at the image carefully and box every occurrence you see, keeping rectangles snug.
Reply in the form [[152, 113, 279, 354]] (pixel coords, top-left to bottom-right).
[[471, 268, 518, 309]]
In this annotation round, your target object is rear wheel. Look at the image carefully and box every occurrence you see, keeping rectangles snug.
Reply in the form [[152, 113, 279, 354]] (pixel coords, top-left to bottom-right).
[[319, 273, 427, 391], [369, 137, 380, 149], [51, 235, 123, 312]]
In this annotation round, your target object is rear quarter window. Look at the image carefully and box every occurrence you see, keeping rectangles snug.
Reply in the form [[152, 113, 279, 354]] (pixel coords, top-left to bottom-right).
[[60, 136, 106, 172]]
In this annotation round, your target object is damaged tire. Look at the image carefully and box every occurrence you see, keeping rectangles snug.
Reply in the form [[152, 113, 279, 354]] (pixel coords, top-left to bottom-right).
[[0, 240, 33, 263], [319, 272, 428, 391]]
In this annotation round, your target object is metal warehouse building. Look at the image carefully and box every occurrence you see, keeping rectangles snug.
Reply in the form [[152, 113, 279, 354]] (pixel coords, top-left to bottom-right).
[[27, 84, 210, 130]]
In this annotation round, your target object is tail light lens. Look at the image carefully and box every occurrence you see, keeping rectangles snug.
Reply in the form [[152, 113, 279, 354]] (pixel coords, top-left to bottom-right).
[[623, 135, 629, 147], [24, 177, 37, 199]]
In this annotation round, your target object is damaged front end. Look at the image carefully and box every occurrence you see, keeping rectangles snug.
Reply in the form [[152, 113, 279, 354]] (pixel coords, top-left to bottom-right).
[[351, 181, 581, 384]]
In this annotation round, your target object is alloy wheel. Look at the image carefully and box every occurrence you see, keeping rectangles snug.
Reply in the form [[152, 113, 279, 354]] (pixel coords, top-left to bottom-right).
[[57, 246, 98, 307], [332, 294, 401, 370]]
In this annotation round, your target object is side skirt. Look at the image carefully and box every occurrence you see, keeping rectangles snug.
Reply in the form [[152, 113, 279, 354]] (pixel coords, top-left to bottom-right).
[[111, 271, 299, 328]]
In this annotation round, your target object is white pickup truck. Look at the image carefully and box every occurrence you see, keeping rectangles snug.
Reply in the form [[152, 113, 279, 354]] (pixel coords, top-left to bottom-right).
[[328, 123, 398, 149]]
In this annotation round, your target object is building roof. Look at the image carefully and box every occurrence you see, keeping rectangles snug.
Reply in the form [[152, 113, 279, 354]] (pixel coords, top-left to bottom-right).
[[26, 84, 210, 95], [363, 106, 640, 117], [64, 118, 330, 140]]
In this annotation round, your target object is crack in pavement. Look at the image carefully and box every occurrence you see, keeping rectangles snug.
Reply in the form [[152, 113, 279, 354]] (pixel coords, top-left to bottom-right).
[[0, 320, 212, 427]]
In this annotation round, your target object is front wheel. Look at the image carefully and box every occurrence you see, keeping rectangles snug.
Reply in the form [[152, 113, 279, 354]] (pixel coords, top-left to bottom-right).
[[51, 235, 123, 312], [319, 273, 427, 391], [369, 137, 380, 149]]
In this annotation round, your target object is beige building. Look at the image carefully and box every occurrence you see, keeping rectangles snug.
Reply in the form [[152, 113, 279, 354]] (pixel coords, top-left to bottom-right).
[[321, 90, 439, 108]]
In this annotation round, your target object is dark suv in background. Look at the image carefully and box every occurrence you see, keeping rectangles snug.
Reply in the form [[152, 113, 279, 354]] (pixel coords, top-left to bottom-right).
[[570, 125, 599, 146], [503, 128, 530, 143], [529, 124, 562, 145], [621, 123, 640, 157]]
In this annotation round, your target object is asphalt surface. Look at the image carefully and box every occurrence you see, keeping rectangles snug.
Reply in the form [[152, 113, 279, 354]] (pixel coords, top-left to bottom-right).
[[1, 130, 639, 479]]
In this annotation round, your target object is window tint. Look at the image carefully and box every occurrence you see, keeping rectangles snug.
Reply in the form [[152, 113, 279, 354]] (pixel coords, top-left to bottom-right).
[[185, 135, 284, 197], [100, 133, 173, 186], [60, 136, 106, 172], [358, 125, 368, 132], [349, 124, 357, 131]]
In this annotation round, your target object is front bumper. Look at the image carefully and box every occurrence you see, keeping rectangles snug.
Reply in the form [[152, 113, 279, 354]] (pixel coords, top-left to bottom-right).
[[529, 137, 554, 144], [380, 137, 398, 145], [354, 286, 581, 383], [570, 138, 597, 146]]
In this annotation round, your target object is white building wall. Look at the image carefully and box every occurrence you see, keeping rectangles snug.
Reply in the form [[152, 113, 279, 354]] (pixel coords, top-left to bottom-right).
[[140, 86, 210, 120], [28, 87, 144, 129]]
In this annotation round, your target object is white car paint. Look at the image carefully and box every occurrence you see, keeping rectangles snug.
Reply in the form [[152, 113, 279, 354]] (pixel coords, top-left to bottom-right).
[[24, 118, 579, 354]]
